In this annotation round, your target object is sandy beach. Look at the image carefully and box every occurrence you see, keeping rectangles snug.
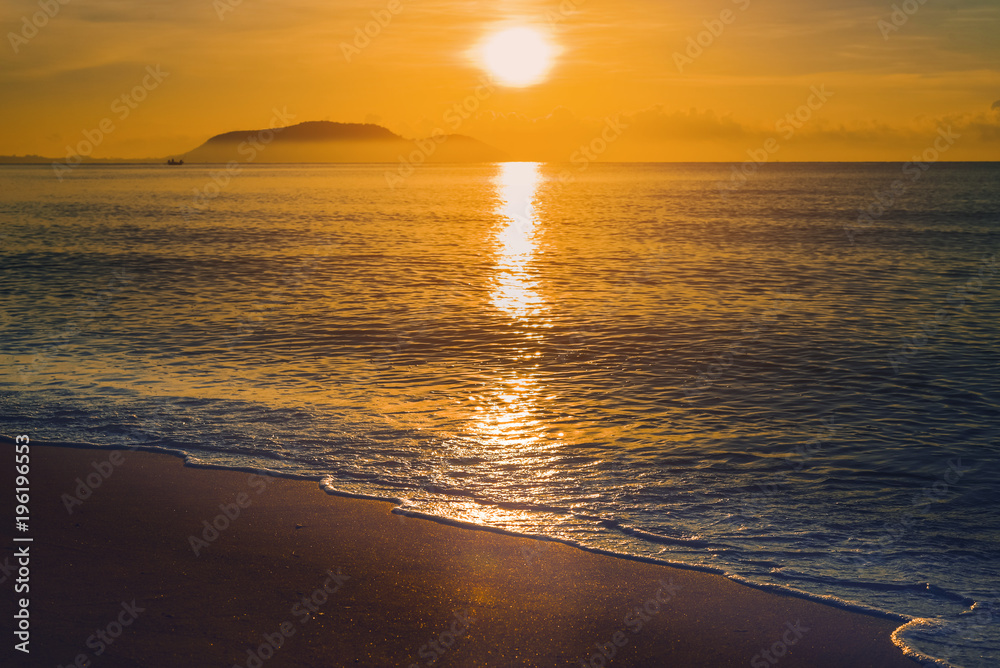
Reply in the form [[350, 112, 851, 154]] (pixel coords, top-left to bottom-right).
[[4, 0, 1000, 662], [0, 440, 920, 667]]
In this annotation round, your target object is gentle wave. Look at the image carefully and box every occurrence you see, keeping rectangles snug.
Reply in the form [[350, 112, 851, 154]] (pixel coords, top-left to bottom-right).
[[3, 163, 999, 666]]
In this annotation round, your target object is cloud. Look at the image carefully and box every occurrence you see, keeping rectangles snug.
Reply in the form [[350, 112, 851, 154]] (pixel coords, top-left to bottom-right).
[[451, 104, 1000, 161], [992, 100, 1000, 111]]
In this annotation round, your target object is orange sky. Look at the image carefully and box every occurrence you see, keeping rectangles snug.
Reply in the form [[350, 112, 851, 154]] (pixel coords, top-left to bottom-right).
[[1, 0, 998, 161]]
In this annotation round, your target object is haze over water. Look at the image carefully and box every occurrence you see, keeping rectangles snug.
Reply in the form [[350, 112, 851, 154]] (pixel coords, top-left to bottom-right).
[[2, 163, 999, 666]]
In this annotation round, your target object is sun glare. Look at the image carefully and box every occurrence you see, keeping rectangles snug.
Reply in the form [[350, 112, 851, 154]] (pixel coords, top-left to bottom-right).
[[480, 27, 555, 87]]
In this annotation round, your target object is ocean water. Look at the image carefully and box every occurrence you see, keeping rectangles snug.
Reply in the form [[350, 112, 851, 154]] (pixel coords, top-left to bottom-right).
[[1, 162, 998, 666]]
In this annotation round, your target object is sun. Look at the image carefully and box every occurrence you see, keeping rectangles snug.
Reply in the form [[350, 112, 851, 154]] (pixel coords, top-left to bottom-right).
[[480, 27, 556, 87]]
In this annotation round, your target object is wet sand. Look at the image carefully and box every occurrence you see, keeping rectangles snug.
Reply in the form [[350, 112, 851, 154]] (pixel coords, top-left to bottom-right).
[[0, 441, 920, 667]]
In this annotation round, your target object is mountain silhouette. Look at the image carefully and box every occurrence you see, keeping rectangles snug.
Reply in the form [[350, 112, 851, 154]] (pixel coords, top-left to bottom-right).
[[180, 121, 508, 163]]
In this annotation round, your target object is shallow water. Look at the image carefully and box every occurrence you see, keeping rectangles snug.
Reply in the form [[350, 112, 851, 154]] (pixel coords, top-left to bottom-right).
[[2, 162, 998, 666]]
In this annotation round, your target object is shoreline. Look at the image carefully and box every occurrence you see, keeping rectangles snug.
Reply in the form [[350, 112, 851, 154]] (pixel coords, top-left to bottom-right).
[[2, 440, 923, 667]]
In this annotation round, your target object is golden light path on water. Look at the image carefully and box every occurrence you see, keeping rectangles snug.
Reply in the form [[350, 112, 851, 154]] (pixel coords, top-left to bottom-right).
[[491, 162, 546, 320], [472, 162, 550, 451]]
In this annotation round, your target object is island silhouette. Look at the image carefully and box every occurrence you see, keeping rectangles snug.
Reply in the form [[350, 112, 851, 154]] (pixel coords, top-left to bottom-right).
[[179, 120, 508, 164], [0, 121, 508, 165]]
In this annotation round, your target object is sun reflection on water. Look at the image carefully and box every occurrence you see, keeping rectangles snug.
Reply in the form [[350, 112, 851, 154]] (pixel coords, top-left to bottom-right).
[[491, 162, 546, 320], [468, 163, 551, 450], [471, 374, 546, 448]]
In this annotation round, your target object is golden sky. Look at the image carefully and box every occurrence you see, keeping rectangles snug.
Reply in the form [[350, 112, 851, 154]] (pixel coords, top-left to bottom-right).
[[1, 0, 998, 160]]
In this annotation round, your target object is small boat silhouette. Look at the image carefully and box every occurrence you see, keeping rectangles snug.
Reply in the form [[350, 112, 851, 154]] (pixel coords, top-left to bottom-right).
[[166, 158, 184, 165]]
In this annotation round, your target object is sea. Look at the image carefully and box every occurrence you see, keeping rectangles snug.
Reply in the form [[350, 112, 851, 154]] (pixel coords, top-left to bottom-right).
[[1, 162, 998, 667]]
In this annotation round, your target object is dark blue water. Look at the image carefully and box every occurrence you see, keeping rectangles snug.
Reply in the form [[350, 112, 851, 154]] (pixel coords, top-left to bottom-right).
[[1, 162, 998, 666]]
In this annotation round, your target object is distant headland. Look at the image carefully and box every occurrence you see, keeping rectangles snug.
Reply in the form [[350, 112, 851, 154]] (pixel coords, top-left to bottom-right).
[[0, 121, 508, 165]]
